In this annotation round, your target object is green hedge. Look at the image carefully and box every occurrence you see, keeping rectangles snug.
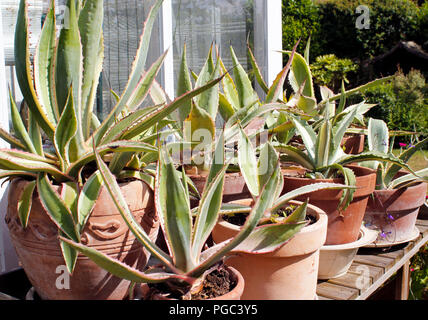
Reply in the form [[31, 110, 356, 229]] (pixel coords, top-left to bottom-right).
[[282, 0, 426, 61], [350, 69, 428, 144]]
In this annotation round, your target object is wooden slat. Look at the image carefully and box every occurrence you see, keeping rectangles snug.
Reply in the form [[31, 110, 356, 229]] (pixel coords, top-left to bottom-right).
[[327, 272, 372, 292], [316, 282, 359, 300], [378, 248, 405, 262], [316, 222, 428, 300], [353, 254, 395, 271], [348, 263, 383, 282]]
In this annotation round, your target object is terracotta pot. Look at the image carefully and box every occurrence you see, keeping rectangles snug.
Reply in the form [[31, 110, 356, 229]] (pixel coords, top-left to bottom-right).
[[212, 199, 328, 300], [282, 165, 376, 245], [364, 178, 427, 243], [136, 266, 245, 300], [189, 171, 251, 205], [341, 134, 365, 154], [5, 178, 159, 300]]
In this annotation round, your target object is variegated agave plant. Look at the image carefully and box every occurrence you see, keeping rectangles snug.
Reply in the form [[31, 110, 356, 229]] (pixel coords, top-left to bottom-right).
[[361, 118, 428, 190], [1, 0, 221, 273], [61, 132, 349, 298]]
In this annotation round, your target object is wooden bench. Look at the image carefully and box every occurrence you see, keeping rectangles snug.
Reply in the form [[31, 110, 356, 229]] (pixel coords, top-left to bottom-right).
[[316, 219, 428, 300]]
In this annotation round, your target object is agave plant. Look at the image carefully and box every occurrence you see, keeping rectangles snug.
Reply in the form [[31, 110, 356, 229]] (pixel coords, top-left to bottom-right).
[[361, 118, 428, 190], [61, 132, 350, 299], [1, 0, 222, 273], [273, 102, 418, 210]]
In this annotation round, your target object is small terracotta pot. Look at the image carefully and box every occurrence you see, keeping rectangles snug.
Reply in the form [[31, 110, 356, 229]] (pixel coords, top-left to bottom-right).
[[136, 266, 245, 300], [364, 178, 427, 243], [188, 171, 251, 205], [282, 165, 376, 245], [341, 134, 365, 154], [5, 178, 159, 300], [212, 199, 328, 300]]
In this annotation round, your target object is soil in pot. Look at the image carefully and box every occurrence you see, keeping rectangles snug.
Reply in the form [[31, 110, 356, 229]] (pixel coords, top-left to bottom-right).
[[212, 199, 328, 300], [136, 264, 244, 300], [281, 165, 376, 245], [5, 178, 160, 300], [364, 177, 427, 244]]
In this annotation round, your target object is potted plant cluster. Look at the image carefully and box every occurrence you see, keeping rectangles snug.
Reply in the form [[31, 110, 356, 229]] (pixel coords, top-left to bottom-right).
[[361, 118, 428, 245], [1, 0, 221, 300], [2, 0, 427, 301]]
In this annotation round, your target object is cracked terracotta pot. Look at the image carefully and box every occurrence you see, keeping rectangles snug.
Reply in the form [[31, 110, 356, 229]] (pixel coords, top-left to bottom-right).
[[5, 178, 159, 300], [212, 199, 327, 300], [282, 165, 376, 245], [364, 176, 427, 244]]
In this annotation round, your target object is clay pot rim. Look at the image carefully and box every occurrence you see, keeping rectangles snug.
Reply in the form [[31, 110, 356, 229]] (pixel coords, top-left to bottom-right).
[[218, 199, 327, 240], [187, 171, 242, 179], [138, 265, 245, 300], [320, 225, 377, 251], [282, 164, 376, 183]]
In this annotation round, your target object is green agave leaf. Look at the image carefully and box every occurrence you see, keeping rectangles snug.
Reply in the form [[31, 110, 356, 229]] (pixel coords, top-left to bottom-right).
[[191, 132, 227, 260], [0, 169, 37, 180], [389, 168, 428, 189], [14, 0, 55, 138], [265, 41, 298, 104], [176, 43, 193, 123], [238, 126, 259, 196], [1, 149, 56, 165], [55, 0, 85, 153], [188, 158, 282, 278], [383, 136, 428, 187], [28, 111, 43, 157], [78, 0, 104, 139], [9, 90, 38, 155], [77, 170, 103, 232], [59, 237, 187, 283], [0, 150, 68, 181], [319, 76, 394, 105], [60, 181, 79, 223], [232, 201, 308, 254], [0, 128, 27, 150], [156, 147, 194, 272], [273, 144, 315, 170], [315, 111, 331, 168], [37, 174, 79, 242], [271, 182, 353, 212], [17, 180, 36, 228], [94, 146, 175, 270], [331, 106, 359, 152], [117, 170, 155, 190], [67, 140, 158, 177], [34, 3, 58, 125], [230, 46, 258, 109], [219, 57, 240, 111], [92, 0, 164, 144], [218, 93, 236, 122], [126, 50, 169, 111], [54, 88, 78, 170], [59, 230, 78, 274], [283, 51, 315, 99], [183, 101, 215, 152], [258, 142, 282, 205], [247, 44, 269, 94], [119, 75, 225, 141], [194, 46, 220, 120], [290, 116, 317, 162]]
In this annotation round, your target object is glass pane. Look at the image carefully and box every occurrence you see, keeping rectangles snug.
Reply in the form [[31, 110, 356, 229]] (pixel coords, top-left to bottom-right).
[[171, 0, 256, 83]]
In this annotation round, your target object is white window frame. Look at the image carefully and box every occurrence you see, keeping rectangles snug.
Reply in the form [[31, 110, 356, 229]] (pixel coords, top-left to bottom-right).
[[159, 0, 283, 99]]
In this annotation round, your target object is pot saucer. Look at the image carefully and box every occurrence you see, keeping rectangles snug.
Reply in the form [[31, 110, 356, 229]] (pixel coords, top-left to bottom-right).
[[318, 226, 378, 280], [363, 226, 420, 248]]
